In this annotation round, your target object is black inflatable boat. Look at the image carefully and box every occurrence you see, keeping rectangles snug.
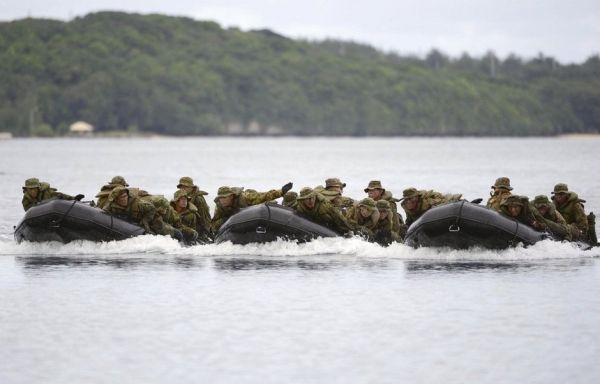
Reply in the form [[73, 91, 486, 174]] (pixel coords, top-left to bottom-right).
[[14, 199, 145, 243], [404, 201, 548, 249], [214, 203, 339, 244]]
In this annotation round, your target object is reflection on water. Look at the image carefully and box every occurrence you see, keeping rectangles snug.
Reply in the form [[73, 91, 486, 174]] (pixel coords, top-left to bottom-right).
[[405, 258, 594, 274], [16, 256, 205, 270]]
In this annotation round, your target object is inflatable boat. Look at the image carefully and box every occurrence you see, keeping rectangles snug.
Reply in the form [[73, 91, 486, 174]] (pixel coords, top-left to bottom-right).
[[214, 203, 339, 244], [14, 199, 145, 243], [403, 201, 548, 249]]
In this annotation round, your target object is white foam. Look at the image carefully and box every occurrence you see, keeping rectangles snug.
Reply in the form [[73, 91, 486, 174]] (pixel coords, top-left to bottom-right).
[[0, 235, 598, 260]]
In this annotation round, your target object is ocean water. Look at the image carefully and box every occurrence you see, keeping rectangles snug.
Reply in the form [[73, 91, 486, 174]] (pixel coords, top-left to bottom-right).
[[1, 137, 600, 384]]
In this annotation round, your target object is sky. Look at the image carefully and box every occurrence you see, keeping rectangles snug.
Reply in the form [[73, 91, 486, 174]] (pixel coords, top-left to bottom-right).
[[1, 0, 599, 64]]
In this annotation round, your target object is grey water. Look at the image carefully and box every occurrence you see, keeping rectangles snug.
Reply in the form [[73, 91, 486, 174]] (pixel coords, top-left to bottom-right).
[[1, 137, 600, 384]]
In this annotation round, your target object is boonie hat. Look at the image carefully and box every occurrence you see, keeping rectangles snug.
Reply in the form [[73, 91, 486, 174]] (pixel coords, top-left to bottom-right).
[[216, 186, 236, 198], [358, 198, 377, 208], [172, 189, 188, 202], [109, 175, 129, 187], [533, 195, 551, 207], [551, 183, 569, 195], [109, 186, 129, 202], [364, 180, 385, 192], [296, 187, 315, 200], [504, 195, 524, 206], [23, 177, 41, 189], [177, 176, 195, 188], [325, 178, 346, 189], [492, 177, 512, 191], [376, 200, 391, 211], [401, 188, 420, 200]]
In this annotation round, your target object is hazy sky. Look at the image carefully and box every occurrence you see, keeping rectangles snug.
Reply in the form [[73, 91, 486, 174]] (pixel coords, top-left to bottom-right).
[[1, 0, 599, 63]]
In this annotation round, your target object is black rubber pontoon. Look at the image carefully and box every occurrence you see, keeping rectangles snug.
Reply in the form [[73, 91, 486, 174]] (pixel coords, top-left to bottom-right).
[[214, 203, 339, 245], [403, 201, 548, 249], [14, 199, 145, 243]]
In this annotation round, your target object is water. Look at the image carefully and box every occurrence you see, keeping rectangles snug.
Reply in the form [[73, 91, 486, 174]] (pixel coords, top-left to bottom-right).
[[1, 137, 600, 383]]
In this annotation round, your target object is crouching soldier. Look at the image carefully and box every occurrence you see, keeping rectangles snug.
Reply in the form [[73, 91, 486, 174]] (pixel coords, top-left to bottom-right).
[[212, 182, 293, 232], [499, 195, 543, 230], [345, 198, 380, 239], [103, 186, 155, 233], [95, 176, 129, 209], [176, 177, 212, 241], [364, 180, 405, 233], [373, 200, 404, 246], [22, 177, 83, 211], [295, 187, 354, 235], [401, 187, 462, 227], [148, 195, 192, 244], [551, 183, 590, 242], [170, 190, 201, 243], [487, 177, 513, 211], [532, 195, 571, 241]]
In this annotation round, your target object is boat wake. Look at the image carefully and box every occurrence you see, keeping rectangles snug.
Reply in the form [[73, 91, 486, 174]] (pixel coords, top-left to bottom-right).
[[0, 234, 598, 261]]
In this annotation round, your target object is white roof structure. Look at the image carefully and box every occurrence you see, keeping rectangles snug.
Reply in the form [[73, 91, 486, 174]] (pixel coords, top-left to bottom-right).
[[69, 121, 94, 133]]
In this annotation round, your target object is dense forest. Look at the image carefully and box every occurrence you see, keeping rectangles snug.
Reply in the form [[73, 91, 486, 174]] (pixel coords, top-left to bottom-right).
[[1, 12, 599, 136]]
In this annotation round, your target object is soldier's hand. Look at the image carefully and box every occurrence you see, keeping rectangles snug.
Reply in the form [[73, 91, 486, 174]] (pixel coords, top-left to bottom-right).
[[281, 182, 293, 195], [470, 198, 483, 204], [74, 194, 85, 201]]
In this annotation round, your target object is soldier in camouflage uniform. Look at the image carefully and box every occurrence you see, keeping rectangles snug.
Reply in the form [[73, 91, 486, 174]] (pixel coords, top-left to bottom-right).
[[282, 191, 298, 209], [401, 187, 463, 227], [498, 195, 543, 230], [148, 195, 185, 241], [176, 177, 212, 241], [486, 177, 513, 211], [345, 198, 380, 237], [169, 190, 201, 244], [102, 186, 155, 233], [532, 195, 571, 241], [324, 178, 355, 211], [551, 183, 590, 241], [95, 176, 129, 209], [212, 182, 293, 232], [364, 180, 405, 232], [21, 177, 82, 211], [372, 200, 402, 246], [294, 187, 354, 235]]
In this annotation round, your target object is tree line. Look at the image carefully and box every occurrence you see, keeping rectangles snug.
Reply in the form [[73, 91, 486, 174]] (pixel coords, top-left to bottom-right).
[[1, 11, 599, 137]]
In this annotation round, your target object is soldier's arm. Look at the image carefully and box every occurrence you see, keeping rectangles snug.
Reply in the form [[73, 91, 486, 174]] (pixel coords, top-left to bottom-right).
[[244, 189, 283, 206], [574, 204, 589, 232], [211, 206, 225, 232]]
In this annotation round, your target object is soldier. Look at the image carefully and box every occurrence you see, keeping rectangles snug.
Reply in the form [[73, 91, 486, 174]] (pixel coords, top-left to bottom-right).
[[294, 187, 354, 235], [345, 198, 380, 237], [148, 195, 185, 242], [372, 200, 402, 246], [282, 191, 298, 209], [95, 175, 129, 209], [401, 187, 462, 227], [364, 180, 405, 231], [170, 190, 200, 243], [176, 176, 212, 240], [22, 177, 83, 211], [551, 183, 589, 241], [532, 195, 571, 241], [324, 177, 354, 210], [212, 182, 293, 232], [498, 195, 543, 230], [102, 186, 155, 233], [486, 177, 513, 211]]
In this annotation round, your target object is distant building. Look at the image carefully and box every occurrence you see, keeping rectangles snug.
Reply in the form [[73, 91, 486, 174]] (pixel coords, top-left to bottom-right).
[[69, 121, 94, 134], [0, 132, 12, 140]]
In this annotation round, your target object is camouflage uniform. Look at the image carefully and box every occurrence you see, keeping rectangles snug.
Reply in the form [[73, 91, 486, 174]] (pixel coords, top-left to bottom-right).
[[21, 177, 76, 211], [345, 198, 380, 237], [295, 187, 354, 235], [282, 191, 298, 209], [401, 187, 462, 227], [364, 180, 405, 232], [498, 195, 542, 229], [95, 176, 129, 209], [177, 177, 212, 240], [170, 190, 200, 243], [551, 183, 589, 241], [102, 186, 155, 233], [532, 195, 571, 241], [486, 177, 513, 211], [212, 186, 285, 232], [372, 200, 402, 245], [325, 178, 355, 211]]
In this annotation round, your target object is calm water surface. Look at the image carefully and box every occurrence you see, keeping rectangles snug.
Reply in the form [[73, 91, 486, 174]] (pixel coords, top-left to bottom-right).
[[1, 137, 600, 383]]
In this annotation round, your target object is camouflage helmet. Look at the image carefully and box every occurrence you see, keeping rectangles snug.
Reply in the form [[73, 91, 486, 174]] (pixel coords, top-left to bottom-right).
[[358, 197, 377, 208], [492, 177, 512, 191], [401, 187, 420, 200], [108, 186, 129, 202], [173, 189, 188, 202], [296, 187, 315, 200], [364, 180, 385, 192], [503, 195, 525, 207], [325, 178, 346, 189], [216, 186, 236, 198], [376, 199, 391, 211], [150, 195, 170, 209], [109, 175, 129, 187], [177, 176, 195, 188], [551, 183, 569, 195], [533, 195, 551, 207], [23, 177, 41, 189], [283, 191, 298, 204]]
